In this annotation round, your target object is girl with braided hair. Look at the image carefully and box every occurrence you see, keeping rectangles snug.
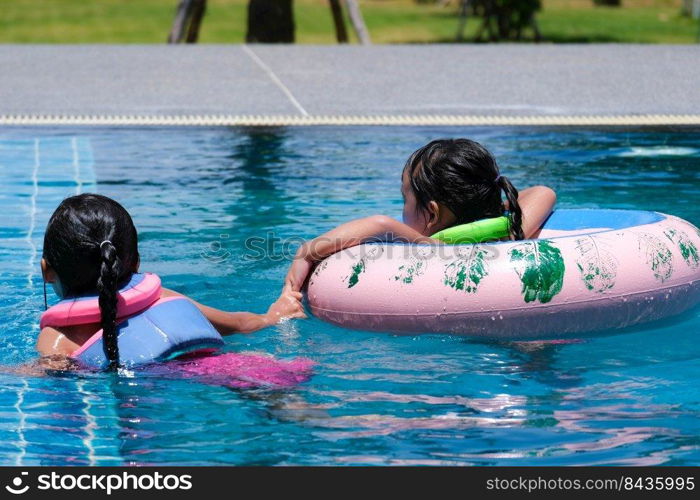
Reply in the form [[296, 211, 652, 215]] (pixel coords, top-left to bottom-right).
[[38, 194, 304, 370]]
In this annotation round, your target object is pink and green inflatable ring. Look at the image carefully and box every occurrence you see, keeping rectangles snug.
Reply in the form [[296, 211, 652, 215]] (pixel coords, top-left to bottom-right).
[[306, 209, 700, 339]]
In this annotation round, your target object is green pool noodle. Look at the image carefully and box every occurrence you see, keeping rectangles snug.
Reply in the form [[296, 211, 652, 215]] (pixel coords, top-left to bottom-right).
[[431, 216, 511, 244]]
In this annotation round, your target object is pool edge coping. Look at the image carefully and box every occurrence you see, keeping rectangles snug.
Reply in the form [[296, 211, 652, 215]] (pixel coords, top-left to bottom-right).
[[2, 114, 700, 127]]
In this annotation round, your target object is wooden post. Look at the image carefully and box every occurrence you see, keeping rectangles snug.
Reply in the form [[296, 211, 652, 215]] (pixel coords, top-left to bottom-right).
[[343, 0, 371, 45], [185, 0, 206, 42], [168, 0, 207, 43], [329, 0, 349, 43], [168, 0, 190, 43]]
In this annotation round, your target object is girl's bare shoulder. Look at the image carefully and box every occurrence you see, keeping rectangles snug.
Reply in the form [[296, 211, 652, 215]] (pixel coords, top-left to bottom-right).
[[37, 325, 91, 357]]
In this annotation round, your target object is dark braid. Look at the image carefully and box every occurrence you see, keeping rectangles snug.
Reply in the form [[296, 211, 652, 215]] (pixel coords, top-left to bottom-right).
[[43, 194, 139, 371], [97, 241, 121, 370], [404, 138, 526, 241], [497, 176, 525, 241]]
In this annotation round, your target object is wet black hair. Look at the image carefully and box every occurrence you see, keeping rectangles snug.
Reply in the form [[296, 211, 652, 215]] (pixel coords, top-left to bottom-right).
[[403, 138, 524, 240], [42, 194, 139, 371]]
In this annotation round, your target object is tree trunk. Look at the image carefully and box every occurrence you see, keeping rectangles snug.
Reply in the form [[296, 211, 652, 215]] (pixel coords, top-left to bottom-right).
[[329, 0, 349, 43], [168, 0, 207, 43], [185, 0, 206, 42], [246, 0, 295, 43]]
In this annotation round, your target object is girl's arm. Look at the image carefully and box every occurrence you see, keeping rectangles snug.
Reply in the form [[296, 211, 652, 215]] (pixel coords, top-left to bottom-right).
[[161, 287, 305, 335], [509, 186, 557, 239], [285, 186, 556, 291], [0, 355, 77, 377], [285, 216, 433, 291]]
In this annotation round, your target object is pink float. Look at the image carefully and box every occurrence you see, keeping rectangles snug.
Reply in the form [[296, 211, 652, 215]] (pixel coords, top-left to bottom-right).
[[306, 209, 700, 338], [41, 272, 162, 329]]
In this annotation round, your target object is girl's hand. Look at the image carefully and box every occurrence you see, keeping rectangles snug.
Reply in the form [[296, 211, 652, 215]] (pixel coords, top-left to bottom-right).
[[266, 285, 307, 324], [285, 253, 313, 292], [162, 287, 304, 335]]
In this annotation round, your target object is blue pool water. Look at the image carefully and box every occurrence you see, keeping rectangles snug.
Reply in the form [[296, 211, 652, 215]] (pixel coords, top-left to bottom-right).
[[0, 126, 699, 466]]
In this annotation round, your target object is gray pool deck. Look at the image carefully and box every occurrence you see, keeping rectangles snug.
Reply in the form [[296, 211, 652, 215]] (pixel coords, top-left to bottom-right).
[[1, 45, 699, 125]]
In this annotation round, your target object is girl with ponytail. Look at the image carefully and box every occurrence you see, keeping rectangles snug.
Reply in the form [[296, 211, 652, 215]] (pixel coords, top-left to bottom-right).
[[38, 194, 304, 369], [284, 138, 556, 292]]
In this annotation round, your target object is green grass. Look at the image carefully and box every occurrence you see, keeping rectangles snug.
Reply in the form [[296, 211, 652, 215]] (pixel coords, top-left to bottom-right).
[[538, 2, 699, 43], [0, 0, 697, 44]]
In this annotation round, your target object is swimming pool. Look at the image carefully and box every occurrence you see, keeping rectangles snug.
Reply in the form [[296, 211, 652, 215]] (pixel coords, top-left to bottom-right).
[[0, 126, 698, 466]]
